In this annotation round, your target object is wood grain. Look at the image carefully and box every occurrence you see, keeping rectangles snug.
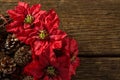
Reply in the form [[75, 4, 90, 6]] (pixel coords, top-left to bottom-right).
[[57, 0, 120, 55], [0, 0, 17, 2], [72, 58, 120, 80], [0, 0, 120, 55], [0, 0, 120, 80]]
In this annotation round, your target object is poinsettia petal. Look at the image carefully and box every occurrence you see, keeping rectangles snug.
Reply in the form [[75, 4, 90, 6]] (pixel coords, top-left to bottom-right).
[[57, 56, 70, 80], [16, 29, 36, 44], [43, 76, 49, 80], [17, 33, 28, 43], [33, 21, 44, 31], [70, 57, 80, 75], [58, 64, 70, 80], [7, 10, 24, 21], [18, 1, 29, 9], [51, 41, 62, 49], [34, 78, 39, 80], [33, 41, 42, 51], [31, 4, 41, 15], [23, 23, 31, 29], [15, 5, 27, 15], [6, 21, 22, 33], [45, 9, 59, 33], [57, 76, 62, 80], [33, 10, 46, 24], [24, 61, 44, 79], [70, 38, 79, 56], [32, 41, 49, 55], [50, 29, 67, 41]]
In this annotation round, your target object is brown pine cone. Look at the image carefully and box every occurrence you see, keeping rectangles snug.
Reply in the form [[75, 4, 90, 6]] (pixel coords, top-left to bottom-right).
[[0, 16, 5, 25], [0, 15, 7, 27], [23, 76, 33, 80], [0, 52, 5, 60], [0, 72, 12, 80], [14, 45, 32, 66], [0, 33, 7, 51], [0, 56, 16, 74], [2, 34, 22, 55]]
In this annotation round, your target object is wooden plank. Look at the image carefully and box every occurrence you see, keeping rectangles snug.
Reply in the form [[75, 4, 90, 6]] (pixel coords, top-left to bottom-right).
[[0, 0, 17, 2], [57, 0, 120, 55], [72, 57, 120, 80], [0, 0, 120, 55]]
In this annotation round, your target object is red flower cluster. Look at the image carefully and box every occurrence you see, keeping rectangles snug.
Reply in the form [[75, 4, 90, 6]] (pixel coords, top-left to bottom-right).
[[6, 2, 79, 80]]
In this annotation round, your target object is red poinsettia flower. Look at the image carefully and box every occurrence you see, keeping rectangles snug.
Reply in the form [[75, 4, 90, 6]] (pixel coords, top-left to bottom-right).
[[6, 1, 46, 34], [51, 37, 80, 76], [24, 51, 70, 80], [64, 37, 79, 76], [17, 10, 66, 55]]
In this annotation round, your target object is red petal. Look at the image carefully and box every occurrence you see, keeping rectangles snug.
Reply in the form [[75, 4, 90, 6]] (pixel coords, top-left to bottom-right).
[[31, 4, 41, 15], [70, 57, 80, 75], [7, 10, 24, 21], [70, 38, 79, 56], [32, 41, 49, 55], [43, 76, 49, 80], [50, 29, 67, 41], [45, 9, 59, 33], [6, 21, 21, 33], [18, 1, 29, 9], [33, 10, 46, 24], [51, 41, 62, 49], [16, 29, 35, 44], [23, 24, 31, 29], [24, 61, 43, 79], [15, 6, 27, 15]]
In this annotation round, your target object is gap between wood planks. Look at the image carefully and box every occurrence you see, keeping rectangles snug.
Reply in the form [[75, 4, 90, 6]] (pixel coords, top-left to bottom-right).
[[78, 54, 120, 58]]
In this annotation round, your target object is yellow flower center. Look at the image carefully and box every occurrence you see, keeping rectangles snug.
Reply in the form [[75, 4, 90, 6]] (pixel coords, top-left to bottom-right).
[[24, 15, 33, 24], [47, 66, 55, 76], [39, 30, 48, 39]]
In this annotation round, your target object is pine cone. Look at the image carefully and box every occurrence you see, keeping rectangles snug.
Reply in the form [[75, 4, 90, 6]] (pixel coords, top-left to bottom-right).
[[0, 29, 8, 51], [0, 15, 8, 34], [0, 72, 11, 80], [0, 17, 4, 25], [23, 76, 33, 80], [2, 34, 22, 55], [0, 15, 6, 26], [14, 45, 32, 66], [0, 52, 5, 60], [0, 56, 16, 74], [0, 15, 8, 51]]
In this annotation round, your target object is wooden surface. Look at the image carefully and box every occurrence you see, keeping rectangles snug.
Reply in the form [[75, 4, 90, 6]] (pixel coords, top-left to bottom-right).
[[0, 0, 120, 80], [72, 57, 120, 80]]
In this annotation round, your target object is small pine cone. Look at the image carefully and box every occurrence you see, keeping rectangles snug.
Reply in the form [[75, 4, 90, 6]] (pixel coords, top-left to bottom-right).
[[2, 34, 22, 55], [0, 72, 11, 80], [0, 56, 16, 74], [14, 45, 32, 66], [0, 16, 4, 25], [0, 52, 5, 60], [0, 15, 8, 39], [23, 76, 33, 80], [0, 15, 6, 27], [0, 33, 8, 51]]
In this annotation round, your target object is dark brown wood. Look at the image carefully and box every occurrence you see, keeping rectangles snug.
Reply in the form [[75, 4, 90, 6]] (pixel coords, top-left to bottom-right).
[[0, 0, 120, 80], [0, 0, 120, 55], [72, 58, 120, 80], [57, 0, 120, 55]]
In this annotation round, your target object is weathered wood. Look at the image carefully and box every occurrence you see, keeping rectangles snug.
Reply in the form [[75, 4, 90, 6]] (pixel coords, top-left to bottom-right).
[[57, 0, 120, 55], [1, 0, 120, 80], [72, 58, 120, 80], [0, 0, 17, 2], [0, 0, 120, 55]]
